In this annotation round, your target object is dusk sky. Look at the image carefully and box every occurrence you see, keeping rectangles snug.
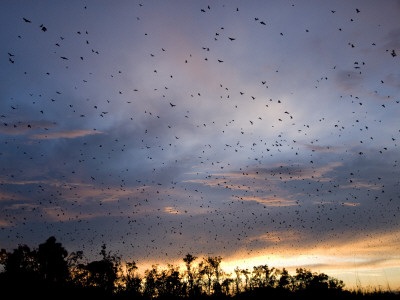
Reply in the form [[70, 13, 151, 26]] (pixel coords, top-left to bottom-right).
[[1, 0, 399, 290]]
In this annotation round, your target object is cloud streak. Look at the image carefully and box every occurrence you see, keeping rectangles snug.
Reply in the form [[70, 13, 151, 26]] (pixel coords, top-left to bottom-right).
[[30, 129, 104, 139]]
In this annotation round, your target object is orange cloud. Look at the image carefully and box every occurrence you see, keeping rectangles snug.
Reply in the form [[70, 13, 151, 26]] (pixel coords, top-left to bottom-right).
[[0, 218, 10, 226], [30, 129, 103, 139], [340, 202, 360, 207], [164, 206, 182, 215], [4, 203, 38, 210], [340, 181, 382, 191], [0, 190, 29, 202], [241, 196, 298, 207]]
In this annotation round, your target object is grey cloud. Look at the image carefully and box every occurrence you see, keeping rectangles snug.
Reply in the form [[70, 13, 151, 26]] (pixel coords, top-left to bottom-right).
[[335, 70, 364, 92], [382, 27, 400, 50]]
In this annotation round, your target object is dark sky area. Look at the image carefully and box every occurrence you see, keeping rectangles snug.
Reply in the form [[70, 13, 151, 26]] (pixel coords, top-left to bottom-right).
[[1, 0, 399, 289]]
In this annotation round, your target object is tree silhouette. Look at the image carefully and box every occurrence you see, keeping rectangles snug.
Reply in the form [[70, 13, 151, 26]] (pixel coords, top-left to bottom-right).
[[183, 253, 197, 296], [261, 264, 277, 287], [85, 244, 120, 294], [143, 265, 158, 298], [251, 265, 264, 288], [207, 256, 223, 294], [233, 267, 241, 294], [37, 236, 69, 284], [293, 267, 345, 295], [157, 264, 184, 298], [240, 268, 251, 291], [120, 260, 142, 296], [199, 256, 223, 295], [1, 244, 38, 276], [198, 260, 211, 294], [66, 250, 86, 288], [221, 277, 234, 295], [0, 245, 40, 296], [278, 267, 292, 290], [1, 236, 388, 299]]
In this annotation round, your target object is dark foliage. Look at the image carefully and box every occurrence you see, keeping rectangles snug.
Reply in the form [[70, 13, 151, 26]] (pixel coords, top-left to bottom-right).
[[0, 237, 398, 299]]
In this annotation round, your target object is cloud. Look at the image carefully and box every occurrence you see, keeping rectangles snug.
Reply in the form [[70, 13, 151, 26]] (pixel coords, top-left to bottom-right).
[[241, 196, 298, 207], [296, 141, 343, 153], [224, 161, 342, 185], [0, 120, 57, 135], [252, 162, 342, 182], [30, 129, 104, 139], [248, 230, 300, 244], [335, 70, 364, 93], [340, 202, 360, 207], [0, 190, 28, 202], [4, 203, 38, 210], [164, 206, 182, 215], [339, 181, 382, 191], [382, 27, 400, 50], [0, 218, 10, 227], [384, 73, 400, 90], [42, 206, 104, 222]]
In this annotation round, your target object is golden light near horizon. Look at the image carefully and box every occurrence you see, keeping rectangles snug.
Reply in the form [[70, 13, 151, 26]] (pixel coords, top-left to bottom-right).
[[128, 228, 400, 291]]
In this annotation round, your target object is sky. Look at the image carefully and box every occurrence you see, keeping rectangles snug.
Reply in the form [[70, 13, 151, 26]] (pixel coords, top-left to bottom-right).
[[1, 0, 400, 290]]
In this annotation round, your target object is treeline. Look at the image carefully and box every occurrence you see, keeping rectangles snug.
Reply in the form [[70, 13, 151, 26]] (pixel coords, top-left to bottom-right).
[[0, 236, 396, 299]]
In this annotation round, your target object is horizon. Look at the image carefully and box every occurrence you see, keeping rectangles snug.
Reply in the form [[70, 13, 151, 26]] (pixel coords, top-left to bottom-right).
[[2, 234, 398, 291], [1, 0, 399, 292]]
